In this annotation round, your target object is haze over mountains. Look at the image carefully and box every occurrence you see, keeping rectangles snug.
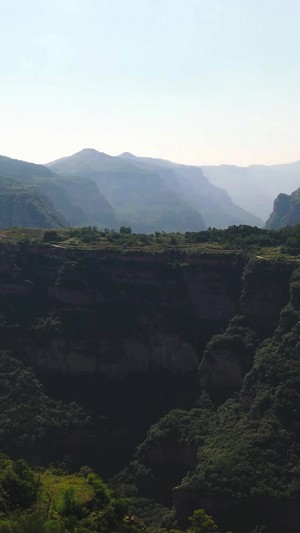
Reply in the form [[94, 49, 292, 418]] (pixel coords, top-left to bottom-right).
[[0, 153, 115, 230], [117, 151, 263, 229], [203, 160, 300, 221], [47, 148, 262, 231], [1, 148, 300, 232]]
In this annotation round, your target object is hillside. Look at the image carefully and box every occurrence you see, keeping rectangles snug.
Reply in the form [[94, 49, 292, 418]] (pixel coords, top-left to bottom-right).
[[0, 182, 68, 229], [38, 176, 115, 228], [0, 154, 116, 230], [0, 154, 55, 180]]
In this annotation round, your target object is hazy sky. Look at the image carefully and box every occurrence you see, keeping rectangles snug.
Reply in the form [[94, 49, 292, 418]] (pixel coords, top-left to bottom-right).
[[1, 0, 300, 166]]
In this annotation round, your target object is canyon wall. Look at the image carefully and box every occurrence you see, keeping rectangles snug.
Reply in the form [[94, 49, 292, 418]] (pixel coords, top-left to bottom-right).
[[0, 244, 294, 382]]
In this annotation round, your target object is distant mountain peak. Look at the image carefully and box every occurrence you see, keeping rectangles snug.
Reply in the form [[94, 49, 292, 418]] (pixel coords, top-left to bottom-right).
[[118, 152, 137, 159], [79, 148, 104, 155], [47, 148, 114, 168], [68, 148, 109, 159]]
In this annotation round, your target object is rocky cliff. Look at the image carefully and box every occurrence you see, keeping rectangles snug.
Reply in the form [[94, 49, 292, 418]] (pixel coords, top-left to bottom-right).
[[266, 189, 300, 228], [0, 244, 295, 390], [0, 245, 292, 381]]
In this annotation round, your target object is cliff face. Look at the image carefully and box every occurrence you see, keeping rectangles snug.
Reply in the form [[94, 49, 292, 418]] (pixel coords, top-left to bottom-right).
[[41, 177, 116, 228], [0, 245, 293, 382], [266, 189, 300, 229], [239, 259, 294, 326], [0, 189, 68, 229]]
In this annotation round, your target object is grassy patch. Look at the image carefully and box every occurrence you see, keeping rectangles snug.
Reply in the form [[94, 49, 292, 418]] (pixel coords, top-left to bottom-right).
[[36, 471, 95, 519]]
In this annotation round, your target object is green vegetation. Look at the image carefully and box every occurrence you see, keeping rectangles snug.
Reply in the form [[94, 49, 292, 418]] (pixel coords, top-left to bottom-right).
[[0, 187, 68, 229], [110, 267, 300, 532], [0, 351, 91, 460], [0, 461, 132, 532], [0, 224, 299, 531], [1, 223, 300, 260], [187, 509, 222, 533], [0, 456, 233, 533], [182, 273, 300, 527]]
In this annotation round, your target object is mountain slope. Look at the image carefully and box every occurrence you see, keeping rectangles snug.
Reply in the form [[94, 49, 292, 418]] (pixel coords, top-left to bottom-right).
[[38, 176, 115, 229], [0, 155, 55, 180], [119, 153, 263, 228], [48, 149, 206, 233], [0, 154, 116, 230], [0, 182, 68, 229]]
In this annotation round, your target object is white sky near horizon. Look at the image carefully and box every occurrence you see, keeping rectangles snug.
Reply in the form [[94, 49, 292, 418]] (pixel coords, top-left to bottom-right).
[[1, 0, 300, 167]]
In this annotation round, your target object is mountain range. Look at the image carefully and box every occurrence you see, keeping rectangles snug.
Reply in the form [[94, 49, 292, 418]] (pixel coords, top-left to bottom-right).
[[1, 148, 300, 232], [202, 159, 300, 220], [47, 148, 263, 232]]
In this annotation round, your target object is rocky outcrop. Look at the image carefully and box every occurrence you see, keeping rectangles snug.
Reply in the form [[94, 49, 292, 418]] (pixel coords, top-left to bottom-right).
[[29, 333, 199, 379], [198, 333, 253, 390], [239, 259, 294, 334]]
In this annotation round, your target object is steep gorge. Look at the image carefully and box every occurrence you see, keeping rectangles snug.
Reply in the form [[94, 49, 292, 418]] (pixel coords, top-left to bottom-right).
[[0, 243, 298, 531]]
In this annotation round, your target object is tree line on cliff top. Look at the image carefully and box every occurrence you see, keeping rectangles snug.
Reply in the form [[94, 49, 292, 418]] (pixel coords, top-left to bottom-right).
[[43, 222, 300, 257], [3, 223, 300, 258]]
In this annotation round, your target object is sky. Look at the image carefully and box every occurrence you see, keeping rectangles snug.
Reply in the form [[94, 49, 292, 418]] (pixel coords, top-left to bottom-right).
[[1, 0, 300, 166]]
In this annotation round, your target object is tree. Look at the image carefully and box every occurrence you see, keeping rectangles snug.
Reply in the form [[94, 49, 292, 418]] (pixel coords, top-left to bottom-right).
[[187, 510, 219, 533], [43, 230, 58, 242], [119, 226, 132, 234], [57, 487, 84, 519]]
